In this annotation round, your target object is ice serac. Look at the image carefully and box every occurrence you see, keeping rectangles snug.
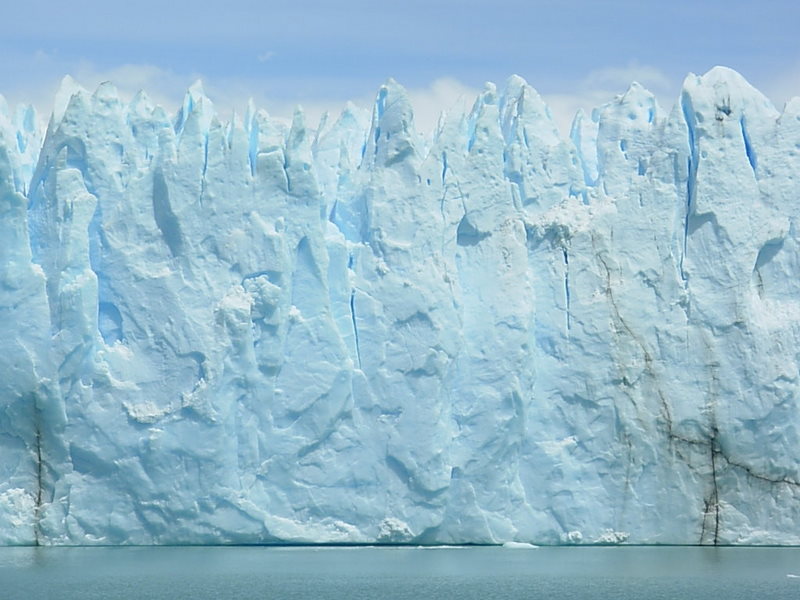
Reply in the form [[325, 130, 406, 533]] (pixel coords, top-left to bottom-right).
[[2, 66, 800, 545]]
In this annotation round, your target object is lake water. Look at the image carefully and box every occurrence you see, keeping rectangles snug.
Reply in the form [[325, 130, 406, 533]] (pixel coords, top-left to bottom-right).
[[1, 545, 799, 599]]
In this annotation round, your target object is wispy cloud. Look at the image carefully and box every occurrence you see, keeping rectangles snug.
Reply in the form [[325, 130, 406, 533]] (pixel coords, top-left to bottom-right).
[[71, 63, 196, 107], [0, 61, 676, 141], [0, 55, 198, 118], [542, 64, 679, 135], [405, 78, 479, 134], [11, 59, 800, 148], [761, 60, 800, 110], [197, 77, 479, 135]]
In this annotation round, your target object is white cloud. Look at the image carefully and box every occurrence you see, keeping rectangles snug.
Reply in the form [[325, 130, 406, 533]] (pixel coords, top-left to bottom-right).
[[3, 57, 676, 142], [17, 62, 670, 142], [543, 64, 679, 136], [21, 60, 800, 148], [580, 64, 673, 95], [4, 49, 800, 150], [185, 76, 480, 136], [70, 63, 196, 108], [761, 62, 800, 110], [405, 78, 480, 134], [541, 63, 800, 135], [1, 59, 197, 120], [8, 59, 481, 137]]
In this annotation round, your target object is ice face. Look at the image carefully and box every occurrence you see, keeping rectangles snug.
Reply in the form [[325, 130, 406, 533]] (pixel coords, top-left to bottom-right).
[[1, 66, 800, 545]]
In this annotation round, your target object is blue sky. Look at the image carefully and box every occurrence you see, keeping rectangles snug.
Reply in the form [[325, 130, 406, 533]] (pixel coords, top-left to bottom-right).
[[2, 0, 798, 132]]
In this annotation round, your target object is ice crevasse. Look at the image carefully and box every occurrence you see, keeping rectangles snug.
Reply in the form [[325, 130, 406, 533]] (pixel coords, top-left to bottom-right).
[[1, 66, 800, 546]]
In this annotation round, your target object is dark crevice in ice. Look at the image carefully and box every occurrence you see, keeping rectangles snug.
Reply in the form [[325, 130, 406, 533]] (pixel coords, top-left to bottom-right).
[[680, 93, 698, 283], [739, 117, 757, 174], [706, 426, 721, 545], [350, 288, 362, 370], [248, 117, 258, 177], [202, 132, 209, 179], [98, 301, 124, 344], [33, 394, 42, 546], [752, 239, 784, 299], [562, 247, 571, 334], [178, 351, 208, 381], [719, 452, 800, 488], [152, 169, 184, 257], [456, 215, 490, 247]]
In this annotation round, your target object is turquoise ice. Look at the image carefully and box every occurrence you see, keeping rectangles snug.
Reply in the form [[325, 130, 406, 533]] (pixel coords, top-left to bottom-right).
[[1, 67, 799, 545]]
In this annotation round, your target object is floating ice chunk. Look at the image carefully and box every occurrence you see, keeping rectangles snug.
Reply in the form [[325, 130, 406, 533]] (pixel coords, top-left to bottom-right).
[[502, 541, 539, 549]]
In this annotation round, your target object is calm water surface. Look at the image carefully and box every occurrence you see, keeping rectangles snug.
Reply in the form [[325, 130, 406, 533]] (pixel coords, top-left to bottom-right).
[[1, 545, 798, 599]]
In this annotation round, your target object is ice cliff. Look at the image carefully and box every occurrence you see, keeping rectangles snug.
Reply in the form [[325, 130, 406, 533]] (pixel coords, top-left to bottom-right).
[[2, 67, 800, 546]]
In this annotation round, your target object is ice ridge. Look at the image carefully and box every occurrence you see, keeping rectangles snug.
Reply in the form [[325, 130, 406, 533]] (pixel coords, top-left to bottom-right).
[[1, 67, 800, 546]]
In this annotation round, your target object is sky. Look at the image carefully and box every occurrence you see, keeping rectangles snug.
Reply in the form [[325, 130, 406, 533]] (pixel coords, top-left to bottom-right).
[[2, 0, 799, 134]]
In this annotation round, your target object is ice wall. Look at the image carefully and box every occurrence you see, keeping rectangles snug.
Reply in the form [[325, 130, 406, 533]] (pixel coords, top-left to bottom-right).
[[2, 67, 800, 545]]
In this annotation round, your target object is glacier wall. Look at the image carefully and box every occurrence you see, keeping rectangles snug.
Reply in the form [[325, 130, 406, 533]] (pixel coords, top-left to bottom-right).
[[2, 67, 800, 545]]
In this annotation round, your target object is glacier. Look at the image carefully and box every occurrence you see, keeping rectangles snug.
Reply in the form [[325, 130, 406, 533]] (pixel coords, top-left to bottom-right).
[[1, 67, 800, 546]]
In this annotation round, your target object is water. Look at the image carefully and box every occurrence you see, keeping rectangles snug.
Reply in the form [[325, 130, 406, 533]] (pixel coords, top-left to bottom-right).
[[1, 545, 799, 599]]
